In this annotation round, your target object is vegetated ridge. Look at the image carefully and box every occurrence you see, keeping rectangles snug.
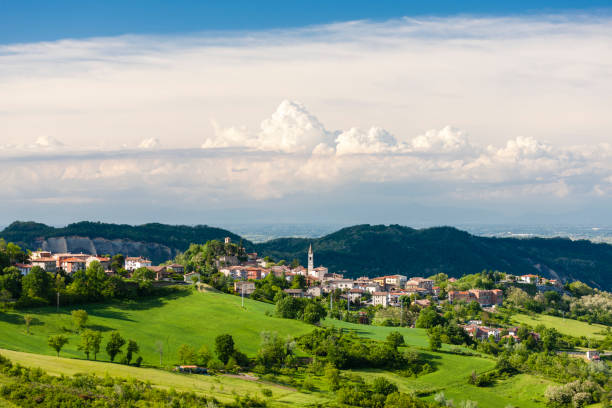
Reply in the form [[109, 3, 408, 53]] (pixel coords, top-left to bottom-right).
[[3, 221, 612, 290], [256, 224, 612, 290], [0, 221, 248, 264]]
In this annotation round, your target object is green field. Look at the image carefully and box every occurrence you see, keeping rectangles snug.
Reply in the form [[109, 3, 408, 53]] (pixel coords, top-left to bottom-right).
[[0, 287, 565, 407], [512, 313, 609, 340], [0, 286, 313, 365]]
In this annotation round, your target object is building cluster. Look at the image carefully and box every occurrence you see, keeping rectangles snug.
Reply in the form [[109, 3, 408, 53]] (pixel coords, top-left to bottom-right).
[[14, 250, 186, 282], [15, 250, 112, 275]]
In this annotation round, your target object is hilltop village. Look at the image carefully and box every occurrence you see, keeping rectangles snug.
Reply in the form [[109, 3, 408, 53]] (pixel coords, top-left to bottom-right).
[[10, 238, 576, 347], [1, 235, 610, 408]]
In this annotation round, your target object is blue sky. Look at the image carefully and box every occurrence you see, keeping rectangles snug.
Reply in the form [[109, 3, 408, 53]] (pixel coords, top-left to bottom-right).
[[1, 0, 612, 44], [1, 2, 612, 227]]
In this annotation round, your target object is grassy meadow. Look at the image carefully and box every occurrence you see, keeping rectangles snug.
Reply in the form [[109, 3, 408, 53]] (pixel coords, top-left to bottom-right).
[[0, 286, 313, 365], [512, 313, 609, 340], [0, 287, 568, 407]]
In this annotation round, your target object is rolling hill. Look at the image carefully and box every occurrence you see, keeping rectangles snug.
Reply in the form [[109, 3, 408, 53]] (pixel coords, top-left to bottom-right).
[[3, 221, 612, 290], [256, 224, 612, 290], [1, 286, 554, 408]]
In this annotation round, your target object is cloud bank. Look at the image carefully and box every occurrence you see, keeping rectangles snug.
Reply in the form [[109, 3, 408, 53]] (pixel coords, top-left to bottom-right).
[[1, 15, 612, 224]]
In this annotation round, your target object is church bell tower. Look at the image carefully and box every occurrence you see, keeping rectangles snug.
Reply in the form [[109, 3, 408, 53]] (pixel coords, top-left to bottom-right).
[[308, 244, 314, 276]]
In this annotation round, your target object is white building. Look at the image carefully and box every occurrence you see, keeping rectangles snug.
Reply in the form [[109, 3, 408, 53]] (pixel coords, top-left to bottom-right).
[[31, 258, 57, 272], [125, 257, 152, 271], [372, 292, 389, 307]]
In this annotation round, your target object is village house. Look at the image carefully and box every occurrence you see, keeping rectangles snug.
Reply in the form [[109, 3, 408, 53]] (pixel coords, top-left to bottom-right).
[[348, 288, 364, 302], [448, 289, 503, 306], [125, 257, 152, 271], [219, 266, 247, 280], [31, 257, 57, 272], [406, 277, 434, 292], [184, 271, 200, 283], [385, 275, 408, 288], [463, 324, 502, 341], [292, 266, 307, 276], [372, 291, 389, 307], [30, 251, 52, 260], [85, 256, 110, 270], [414, 299, 432, 307], [283, 288, 304, 298], [519, 274, 540, 284], [329, 279, 354, 291], [60, 257, 87, 274], [307, 286, 322, 297], [166, 263, 185, 274], [234, 281, 256, 296], [14, 263, 33, 275]]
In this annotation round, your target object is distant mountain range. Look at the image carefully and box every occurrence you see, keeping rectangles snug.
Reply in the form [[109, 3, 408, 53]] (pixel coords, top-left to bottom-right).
[[2, 221, 611, 290]]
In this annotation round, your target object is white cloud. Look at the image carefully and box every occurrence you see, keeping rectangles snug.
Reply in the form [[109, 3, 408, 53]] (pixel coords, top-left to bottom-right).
[[1, 16, 612, 222], [33, 135, 63, 149], [138, 137, 160, 149], [408, 126, 476, 155], [335, 127, 398, 155]]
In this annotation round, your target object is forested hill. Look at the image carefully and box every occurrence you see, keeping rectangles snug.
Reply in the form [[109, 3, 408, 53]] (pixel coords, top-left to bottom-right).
[[0, 221, 248, 264], [3, 221, 612, 290], [254, 224, 612, 291]]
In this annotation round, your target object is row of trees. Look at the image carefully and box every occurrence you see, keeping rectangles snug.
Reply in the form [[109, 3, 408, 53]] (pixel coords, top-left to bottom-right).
[[47, 330, 141, 366]]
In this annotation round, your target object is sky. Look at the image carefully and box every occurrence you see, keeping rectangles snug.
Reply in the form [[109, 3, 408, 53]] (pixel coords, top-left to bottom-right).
[[1, 2, 612, 228]]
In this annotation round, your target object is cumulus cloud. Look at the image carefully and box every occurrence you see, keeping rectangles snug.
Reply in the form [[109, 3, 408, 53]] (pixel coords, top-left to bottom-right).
[[138, 137, 160, 149], [409, 126, 476, 155], [335, 127, 398, 155], [203, 100, 332, 153]]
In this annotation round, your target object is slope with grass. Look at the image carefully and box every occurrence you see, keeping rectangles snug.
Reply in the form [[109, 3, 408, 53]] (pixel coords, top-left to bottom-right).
[[512, 313, 608, 340], [0, 288, 571, 407], [0, 286, 313, 365], [0, 349, 329, 407]]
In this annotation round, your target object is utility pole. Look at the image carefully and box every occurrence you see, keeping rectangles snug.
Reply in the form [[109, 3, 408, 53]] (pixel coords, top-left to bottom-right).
[[347, 292, 350, 313], [400, 298, 403, 327], [57, 291, 60, 313], [241, 283, 245, 308]]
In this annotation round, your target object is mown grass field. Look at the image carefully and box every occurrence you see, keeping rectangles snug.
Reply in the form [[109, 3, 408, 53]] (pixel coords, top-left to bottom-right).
[[0, 286, 313, 365], [512, 313, 609, 340], [0, 349, 329, 407]]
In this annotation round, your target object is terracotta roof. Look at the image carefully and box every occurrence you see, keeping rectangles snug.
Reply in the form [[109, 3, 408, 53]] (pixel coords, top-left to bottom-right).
[[373, 292, 388, 296]]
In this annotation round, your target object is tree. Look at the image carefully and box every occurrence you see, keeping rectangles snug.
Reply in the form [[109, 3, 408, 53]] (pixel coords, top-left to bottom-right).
[[372, 377, 398, 396], [21, 266, 52, 301], [428, 330, 442, 351], [0, 289, 12, 310], [196, 345, 212, 366], [23, 314, 33, 334], [178, 344, 196, 365], [415, 307, 445, 329], [386, 331, 405, 349], [48, 334, 69, 357], [78, 329, 102, 360], [132, 267, 156, 281], [106, 331, 126, 362], [303, 301, 327, 324], [110, 254, 125, 272], [71, 309, 88, 332], [126, 340, 139, 365], [215, 334, 235, 364], [506, 287, 530, 308]]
